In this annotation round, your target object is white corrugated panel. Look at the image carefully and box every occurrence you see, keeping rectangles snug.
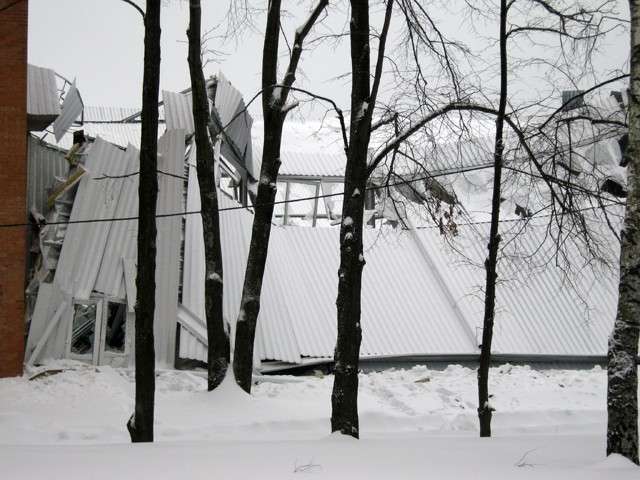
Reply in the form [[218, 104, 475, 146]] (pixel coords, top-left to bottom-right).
[[180, 197, 618, 364], [93, 146, 139, 299], [47, 122, 168, 152], [54, 137, 129, 299], [414, 218, 619, 356], [177, 305, 208, 362], [255, 247, 302, 363], [254, 139, 347, 178], [215, 71, 253, 173], [26, 136, 69, 215], [180, 159, 259, 361], [163, 90, 194, 135], [217, 194, 257, 356], [83, 106, 141, 122], [265, 226, 476, 360], [179, 328, 207, 363], [155, 129, 187, 367], [25, 283, 66, 361], [182, 148, 205, 321], [27, 64, 60, 120], [53, 82, 84, 141]]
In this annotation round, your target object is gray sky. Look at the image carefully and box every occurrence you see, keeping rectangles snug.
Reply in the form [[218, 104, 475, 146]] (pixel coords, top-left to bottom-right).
[[28, 0, 353, 118], [28, 0, 630, 121]]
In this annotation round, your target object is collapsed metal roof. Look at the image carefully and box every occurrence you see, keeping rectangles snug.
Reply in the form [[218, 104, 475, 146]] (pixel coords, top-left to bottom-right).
[[26, 131, 185, 368], [27, 64, 60, 131], [23, 69, 626, 369], [178, 209, 620, 365]]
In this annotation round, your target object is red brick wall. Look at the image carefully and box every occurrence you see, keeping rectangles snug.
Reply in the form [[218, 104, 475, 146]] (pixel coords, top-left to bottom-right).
[[0, 0, 28, 378]]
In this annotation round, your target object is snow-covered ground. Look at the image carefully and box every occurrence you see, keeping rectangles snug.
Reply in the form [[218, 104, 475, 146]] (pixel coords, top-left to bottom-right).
[[1, 361, 638, 479]]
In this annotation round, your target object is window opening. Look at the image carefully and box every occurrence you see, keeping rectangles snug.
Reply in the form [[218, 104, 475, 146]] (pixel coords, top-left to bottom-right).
[[71, 303, 97, 355], [105, 302, 127, 353]]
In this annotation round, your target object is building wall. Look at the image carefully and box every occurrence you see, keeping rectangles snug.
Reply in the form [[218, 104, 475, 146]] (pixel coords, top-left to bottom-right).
[[0, 0, 28, 377]]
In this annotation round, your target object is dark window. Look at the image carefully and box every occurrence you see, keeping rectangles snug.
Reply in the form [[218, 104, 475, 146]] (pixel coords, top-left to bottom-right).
[[71, 303, 97, 355], [105, 302, 126, 353], [561, 90, 585, 111]]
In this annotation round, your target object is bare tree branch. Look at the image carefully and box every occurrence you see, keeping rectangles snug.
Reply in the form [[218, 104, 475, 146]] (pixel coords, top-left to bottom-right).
[[537, 73, 629, 131], [370, 0, 395, 108], [118, 0, 145, 19], [282, 0, 330, 92]]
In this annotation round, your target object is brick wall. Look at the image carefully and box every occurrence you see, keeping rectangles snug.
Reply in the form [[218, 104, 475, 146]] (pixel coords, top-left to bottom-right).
[[0, 0, 28, 378]]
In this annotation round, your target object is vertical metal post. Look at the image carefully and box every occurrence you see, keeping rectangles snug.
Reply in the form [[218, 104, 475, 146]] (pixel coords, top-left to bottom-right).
[[312, 182, 320, 227], [283, 181, 290, 225]]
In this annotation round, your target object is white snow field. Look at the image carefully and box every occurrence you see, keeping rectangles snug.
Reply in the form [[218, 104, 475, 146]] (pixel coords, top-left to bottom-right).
[[1, 361, 638, 479]]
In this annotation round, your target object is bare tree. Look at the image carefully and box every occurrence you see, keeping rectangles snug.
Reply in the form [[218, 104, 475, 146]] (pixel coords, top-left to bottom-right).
[[477, 0, 508, 438], [608, 0, 639, 465], [384, 0, 626, 438], [127, 0, 161, 443], [475, 0, 622, 438], [233, 0, 329, 392], [331, 0, 394, 438], [341, 0, 625, 440], [187, 0, 229, 391]]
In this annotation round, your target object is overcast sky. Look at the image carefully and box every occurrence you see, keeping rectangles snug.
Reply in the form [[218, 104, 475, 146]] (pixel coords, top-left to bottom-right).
[[28, 0, 354, 118], [28, 0, 630, 121]]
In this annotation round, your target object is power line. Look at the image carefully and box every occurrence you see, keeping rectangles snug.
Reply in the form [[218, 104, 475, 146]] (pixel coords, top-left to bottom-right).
[[0, 162, 624, 229]]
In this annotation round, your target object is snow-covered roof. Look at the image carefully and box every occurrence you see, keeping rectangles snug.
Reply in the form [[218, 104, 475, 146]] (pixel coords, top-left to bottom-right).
[[179, 202, 619, 364]]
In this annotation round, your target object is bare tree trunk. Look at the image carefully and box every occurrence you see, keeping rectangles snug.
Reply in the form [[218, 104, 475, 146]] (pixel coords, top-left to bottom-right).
[[607, 0, 640, 464], [233, 114, 284, 391], [330, 0, 372, 439], [187, 0, 228, 391], [330, 0, 393, 439], [477, 0, 508, 438], [232, 0, 284, 393], [128, 0, 161, 443], [233, 0, 328, 393]]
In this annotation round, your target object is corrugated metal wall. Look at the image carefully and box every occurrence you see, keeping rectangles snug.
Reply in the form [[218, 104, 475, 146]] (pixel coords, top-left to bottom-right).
[[26, 64, 60, 118], [93, 146, 139, 300], [154, 129, 185, 366], [53, 82, 83, 141], [26, 136, 68, 215], [54, 137, 129, 299]]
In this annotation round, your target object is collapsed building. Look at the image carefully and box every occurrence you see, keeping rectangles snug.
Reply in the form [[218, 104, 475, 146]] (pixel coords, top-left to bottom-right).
[[21, 63, 628, 373]]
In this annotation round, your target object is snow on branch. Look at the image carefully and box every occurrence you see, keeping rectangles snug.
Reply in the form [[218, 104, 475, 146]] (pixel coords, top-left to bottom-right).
[[281, 0, 329, 93]]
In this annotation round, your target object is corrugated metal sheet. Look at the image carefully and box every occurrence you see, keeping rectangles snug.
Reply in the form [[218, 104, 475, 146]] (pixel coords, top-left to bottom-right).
[[155, 129, 187, 367], [177, 305, 208, 363], [53, 82, 84, 141], [254, 139, 347, 178], [181, 147, 205, 321], [49, 122, 167, 151], [414, 219, 619, 356], [26, 136, 69, 215], [82, 106, 141, 123], [375, 136, 495, 178], [180, 158, 264, 360], [54, 137, 129, 299], [265, 226, 476, 360], [93, 146, 139, 299], [181, 200, 619, 364], [27, 64, 60, 128], [25, 283, 66, 362], [215, 71, 253, 174], [162, 90, 194, 134], [257, 133, 492, 181]]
